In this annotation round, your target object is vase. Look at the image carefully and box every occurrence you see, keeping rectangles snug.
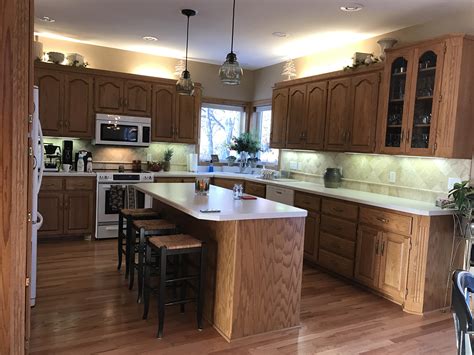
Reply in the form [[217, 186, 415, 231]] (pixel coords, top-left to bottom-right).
[[239, 152, 248, 173], [323, 168, 342, 188], [377, 38, 398, 61], [248, 153, 258, 169]]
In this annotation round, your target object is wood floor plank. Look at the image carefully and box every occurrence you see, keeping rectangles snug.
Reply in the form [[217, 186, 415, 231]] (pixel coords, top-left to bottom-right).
[[30, 239, 456, 354]]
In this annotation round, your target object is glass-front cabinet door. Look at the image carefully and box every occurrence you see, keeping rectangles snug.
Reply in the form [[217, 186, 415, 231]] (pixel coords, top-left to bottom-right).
[[380, 49, 414, 154], [405, 43, 445, 156]]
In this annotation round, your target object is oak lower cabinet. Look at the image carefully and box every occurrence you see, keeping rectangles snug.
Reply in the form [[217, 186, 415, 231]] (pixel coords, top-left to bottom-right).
[[38, 177, 95, 238], [211, 178, 244, 190], [244, 181, 266, 198], [154, 177, 196, 183], [293, 191, 321, 262]]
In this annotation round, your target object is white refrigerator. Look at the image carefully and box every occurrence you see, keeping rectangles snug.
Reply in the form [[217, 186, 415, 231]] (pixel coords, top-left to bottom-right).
[[30, 86, 44, 307]]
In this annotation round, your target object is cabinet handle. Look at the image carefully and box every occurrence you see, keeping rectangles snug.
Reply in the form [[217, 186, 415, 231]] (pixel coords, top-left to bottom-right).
[[375, 240, 379, 255], [64, 121, 70, 128], [346, 131, 351, 143], [124, 98, 128, 107], [406, 129, 410, 143], [332, 207, 344, 213], [118, 97, 123, 108], [381, 240, 385, 256], [376, 217, 389, 224], [400, 129, 404, 143], [58, 120, 62, 129]]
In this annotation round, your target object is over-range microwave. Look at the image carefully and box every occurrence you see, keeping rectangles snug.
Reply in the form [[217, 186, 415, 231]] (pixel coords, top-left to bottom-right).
[[93, 114, 151, 147]]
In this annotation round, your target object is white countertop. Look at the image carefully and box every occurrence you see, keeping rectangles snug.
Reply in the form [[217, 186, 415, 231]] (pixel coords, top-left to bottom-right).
[[135, 183, 308, 222]]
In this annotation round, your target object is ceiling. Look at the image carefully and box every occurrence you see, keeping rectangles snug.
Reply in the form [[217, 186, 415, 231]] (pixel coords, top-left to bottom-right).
[[34, 0, 472, 69]]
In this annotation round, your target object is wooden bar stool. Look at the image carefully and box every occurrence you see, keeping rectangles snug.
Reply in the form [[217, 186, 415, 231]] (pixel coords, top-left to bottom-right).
[[117, 208, 160, 278], [143, 234, 206, 338], [130, 219, 178, 302]]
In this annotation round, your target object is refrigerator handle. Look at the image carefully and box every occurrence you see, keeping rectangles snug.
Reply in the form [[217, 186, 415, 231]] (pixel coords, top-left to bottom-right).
[[34, 211, 44, 229], [37, 121, 45, 192]]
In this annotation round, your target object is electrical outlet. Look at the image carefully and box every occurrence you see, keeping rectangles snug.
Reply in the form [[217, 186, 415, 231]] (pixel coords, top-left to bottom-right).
[[448, 177, 462, 190], [388, 171, 396, 183], [289, 161, 298, 170]]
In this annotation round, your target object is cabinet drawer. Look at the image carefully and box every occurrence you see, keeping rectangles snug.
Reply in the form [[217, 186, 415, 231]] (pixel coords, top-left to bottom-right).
[[41, 177, 63, 191], [322, 198, 358, 221], [213, 178, 244, 190], [320, 232, 355, 260], [244, 181, 266, 198], [319, 249, 354, 279], [360, 207, 412, 236], [294, 191, 320, 212], [154, 177, 196, 183], [65, 177, 95, 191], [320, 215, 357, 241]]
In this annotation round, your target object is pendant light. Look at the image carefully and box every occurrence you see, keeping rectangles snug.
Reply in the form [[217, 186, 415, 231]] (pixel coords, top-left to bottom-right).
[[219, 0, 243, 85], [176, 9, 196, 96]]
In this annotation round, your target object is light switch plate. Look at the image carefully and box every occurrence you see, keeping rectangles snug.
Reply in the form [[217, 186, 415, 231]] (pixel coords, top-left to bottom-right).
[[448, 177, 462, 190], [388, 171, 396, 183]]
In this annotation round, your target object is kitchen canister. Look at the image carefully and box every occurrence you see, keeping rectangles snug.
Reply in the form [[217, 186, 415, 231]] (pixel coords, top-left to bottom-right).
[[323, 168, 342, 188]]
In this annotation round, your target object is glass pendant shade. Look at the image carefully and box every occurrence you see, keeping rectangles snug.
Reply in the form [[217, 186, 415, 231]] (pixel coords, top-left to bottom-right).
[[219, 52, 243, 85], [176, 70, 195, 95]]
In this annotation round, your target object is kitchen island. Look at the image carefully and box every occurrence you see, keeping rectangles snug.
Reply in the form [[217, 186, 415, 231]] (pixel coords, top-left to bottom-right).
[[135, 182, 307, 342]]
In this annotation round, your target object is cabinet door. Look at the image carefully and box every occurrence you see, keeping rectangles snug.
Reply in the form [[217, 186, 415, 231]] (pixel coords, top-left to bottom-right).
[[94, 76, 124, 114], [35, 68, 64, 136], [63, 73, 94, 138], [63, 191, 95, 235], [324, 78, 351, 151], [38, 192, 64, 236], [151, 84, 175, 142], [305, 81, 327, 150], [354, 225, 380, 288], [405, 43, 445, 156], [285, 85, 306, 149], [378, 232, 410, 302], [349, 72, 380, 153], [378, 49, 415, 154], [124, 80, 152, 116], [212, 178, 244, 190], [304, 212, 320, 262], [175, 88, 200, 144], [270, 88, 289, 148]]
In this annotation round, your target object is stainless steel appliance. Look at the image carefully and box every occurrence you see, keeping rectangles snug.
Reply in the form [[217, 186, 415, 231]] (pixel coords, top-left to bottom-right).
[[96, 172, 154, 239], [94, 114, 151, 147], [43, 143, 61, 171]]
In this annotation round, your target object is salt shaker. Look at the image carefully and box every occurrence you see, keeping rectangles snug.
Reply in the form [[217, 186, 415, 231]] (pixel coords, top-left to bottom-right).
[[86, 157, 93, 173], [233, 184, 240, 200], [238, 184, 244, 198]]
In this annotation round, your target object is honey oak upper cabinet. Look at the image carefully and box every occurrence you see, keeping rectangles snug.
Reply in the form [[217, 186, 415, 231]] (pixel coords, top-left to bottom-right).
[[176, 87, 201, 144], [270, 88, 289, 148], [95, 76, 151, 117], [35, 67, 93, 138], [378, 35, 474, 158], [286, 85, 307, 148], [305, 81, 328, 150], [324, 77, 351, 151]]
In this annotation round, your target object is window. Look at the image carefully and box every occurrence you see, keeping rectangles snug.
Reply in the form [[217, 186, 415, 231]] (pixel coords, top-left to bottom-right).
[[200, 103, 245, 161], [250, 106, 279, 164]]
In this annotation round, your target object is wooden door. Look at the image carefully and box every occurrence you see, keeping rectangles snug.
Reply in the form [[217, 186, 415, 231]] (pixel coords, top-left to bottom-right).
[[63, 73, 93, 138], [305, 81, 327, 150], [405, 42, 445, 156], [324, 78, 351, 151], [377, 49, 415, 154], [378, 232, 410, 302], [175, 88, 200, 144], [151, 84, 175, 142], [63, 191, 95, 235], [38, 192, 64, 236], [269, 88, 289, 148], [303, 212, 320, 262], [285, 85, 306, 149], [124, 80, 152, 116], [348, 72, 380, 153], [94, 76, 124, 114], [354, 225, 380, 288], [35, 68, 64, 135]]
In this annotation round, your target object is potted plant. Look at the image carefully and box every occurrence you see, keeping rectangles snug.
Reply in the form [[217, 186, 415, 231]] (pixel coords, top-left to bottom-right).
[[229, 132, 261, 172], [162, 148, 174, 172]]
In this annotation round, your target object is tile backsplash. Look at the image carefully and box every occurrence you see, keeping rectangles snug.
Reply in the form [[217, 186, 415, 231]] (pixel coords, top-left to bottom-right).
[[281, 150, 472, 203], [44, 138, 194, 171]]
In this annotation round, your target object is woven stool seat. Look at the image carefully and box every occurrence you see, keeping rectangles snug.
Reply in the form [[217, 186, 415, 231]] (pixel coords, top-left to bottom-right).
[[120, 208, 159, 218], [149, 234, 202, 250], [133, 219, 176, 232]]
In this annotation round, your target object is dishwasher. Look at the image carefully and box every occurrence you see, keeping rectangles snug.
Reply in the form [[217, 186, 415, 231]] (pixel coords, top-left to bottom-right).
[[265, 185, 295, 206]]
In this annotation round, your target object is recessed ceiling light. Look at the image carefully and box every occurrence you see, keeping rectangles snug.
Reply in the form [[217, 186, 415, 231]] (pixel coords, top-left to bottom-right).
[[272, 32, 288, 38], [142, 36, 158, 41], [340, 4, 364, 12], [38, 16, 56, 23]]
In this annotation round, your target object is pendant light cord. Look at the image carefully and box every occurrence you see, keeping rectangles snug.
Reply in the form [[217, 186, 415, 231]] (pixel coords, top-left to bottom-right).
[[230, 0, 236, 53], [185, 14, 190, 71]]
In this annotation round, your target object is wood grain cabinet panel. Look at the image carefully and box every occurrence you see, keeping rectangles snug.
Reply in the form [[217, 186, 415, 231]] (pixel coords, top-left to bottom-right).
[[320, 214, 357, 241], [294, 191, 320, 212], [64, 73, 94, 138], [35, 68, 64, 135], [324, 78, 351, 151], [319, 249, 354, 279], [359, 207, 412, 236], [319, 231, 355, 260], [305, 81, 327, 150], [212, 178, 244, 190], [321, 198, 358, 221], [154, 177, 196, 183], [176, 88, 200, 144], [348, 72, 380, 153], [270, 88, 289, 148], [124, 80, 151, 116], [152, 84, 175, 142], [354, 225, 380, 288], [38, 192, 64, 236], [94, 76, 124, 114], [64, 191, 95, 235], [303, 212, 320, 261], [244, 181, 266, 198], [286, 85, 307, 149]]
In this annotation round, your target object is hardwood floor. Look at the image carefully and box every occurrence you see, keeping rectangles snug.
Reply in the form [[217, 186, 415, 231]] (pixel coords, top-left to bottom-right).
[[30, 239, 455, 354]]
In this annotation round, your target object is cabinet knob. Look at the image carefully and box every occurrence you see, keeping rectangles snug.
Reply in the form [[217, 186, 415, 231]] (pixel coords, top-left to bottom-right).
[[376, 217, 389, 224]]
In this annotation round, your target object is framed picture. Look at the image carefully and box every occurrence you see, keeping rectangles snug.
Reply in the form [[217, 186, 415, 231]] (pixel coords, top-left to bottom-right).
[[210, 154, 219, 163]]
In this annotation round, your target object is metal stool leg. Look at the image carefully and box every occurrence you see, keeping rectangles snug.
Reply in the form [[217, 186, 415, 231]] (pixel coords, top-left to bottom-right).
[[157, 247, 167, 338], [117, 213, 123, 270]]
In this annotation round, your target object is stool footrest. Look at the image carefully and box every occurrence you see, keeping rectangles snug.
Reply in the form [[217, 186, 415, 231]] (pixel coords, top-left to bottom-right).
[[165, 275, 199, 284], [165, 297, 197, 307]]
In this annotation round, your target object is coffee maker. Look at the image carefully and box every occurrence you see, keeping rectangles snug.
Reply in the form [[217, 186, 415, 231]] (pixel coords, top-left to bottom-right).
[[43, 143, 61, 172], [62, 140, 73, 165]]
